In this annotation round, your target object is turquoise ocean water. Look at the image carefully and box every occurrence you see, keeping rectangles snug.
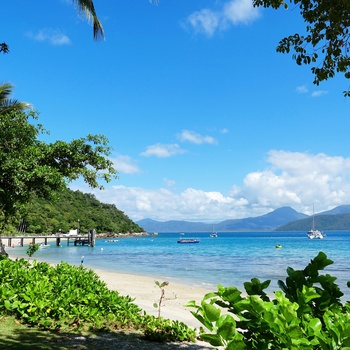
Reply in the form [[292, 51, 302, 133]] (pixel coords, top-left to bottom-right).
[[10, 231, 350, 299]]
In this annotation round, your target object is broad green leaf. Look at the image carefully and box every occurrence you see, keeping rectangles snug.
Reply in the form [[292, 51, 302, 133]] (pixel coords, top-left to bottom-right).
[[302, 285, 321, 303], [307, 318, 322, 335], [227, 339, 246, 350], [218, 321, 237, 340], [203, 303, 221, 322], [200, 333, 224, 346], [4, 300, 11, 310]]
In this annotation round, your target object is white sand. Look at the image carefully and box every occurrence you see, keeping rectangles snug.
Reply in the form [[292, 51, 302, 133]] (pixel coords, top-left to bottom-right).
[[93, 269, 212, 329]]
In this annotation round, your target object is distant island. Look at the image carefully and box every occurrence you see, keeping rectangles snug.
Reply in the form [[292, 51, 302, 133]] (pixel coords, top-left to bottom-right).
[[137, 205, 350, 233]]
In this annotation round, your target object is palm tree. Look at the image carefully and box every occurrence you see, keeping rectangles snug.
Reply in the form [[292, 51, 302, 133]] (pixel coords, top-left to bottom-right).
[[72, 0, 104, 40], [0, 83, 31, 116]]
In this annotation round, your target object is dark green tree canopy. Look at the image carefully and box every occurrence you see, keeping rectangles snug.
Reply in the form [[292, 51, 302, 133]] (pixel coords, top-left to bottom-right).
[[254, 0, 350, 95], [0, 85, 117, 226]]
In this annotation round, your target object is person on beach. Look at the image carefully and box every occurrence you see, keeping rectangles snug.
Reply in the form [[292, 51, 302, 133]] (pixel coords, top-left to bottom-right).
[[81, 255, 84, 265]]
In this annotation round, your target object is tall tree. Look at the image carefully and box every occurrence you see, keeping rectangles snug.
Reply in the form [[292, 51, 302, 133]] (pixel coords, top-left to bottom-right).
[[0, 85, 117, 230], [253, 0, 350, 96]]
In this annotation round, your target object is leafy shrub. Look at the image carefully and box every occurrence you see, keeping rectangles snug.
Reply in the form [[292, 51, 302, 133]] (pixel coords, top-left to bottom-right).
[[0, 258, 196, 343], [186, 252, 350, 349], [26, 243, 39, 257]]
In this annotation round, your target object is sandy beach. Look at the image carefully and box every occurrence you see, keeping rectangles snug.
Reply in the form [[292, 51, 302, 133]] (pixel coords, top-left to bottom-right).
[[93, 269, 212, 329], [5, 237, 213, 329], [3, 238, 219, 349]]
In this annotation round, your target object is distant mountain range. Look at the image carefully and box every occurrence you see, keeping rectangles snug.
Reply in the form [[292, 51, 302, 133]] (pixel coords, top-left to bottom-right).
[[136, 205, 350, 233]]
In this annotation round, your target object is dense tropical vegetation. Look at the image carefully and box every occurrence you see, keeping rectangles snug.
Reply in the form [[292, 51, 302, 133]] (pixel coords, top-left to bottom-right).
[[11, 188, 144, 235], [0, 84, 117, 233], [0, 256, 196, 344], [187, 252, 350, 349]]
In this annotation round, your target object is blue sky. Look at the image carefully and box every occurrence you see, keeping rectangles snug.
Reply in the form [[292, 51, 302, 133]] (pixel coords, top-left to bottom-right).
[[2, 0, 350, 222]]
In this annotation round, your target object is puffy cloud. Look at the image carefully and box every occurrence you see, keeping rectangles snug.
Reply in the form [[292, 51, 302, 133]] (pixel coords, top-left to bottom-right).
[[26, 28, 71, 46], [93, 186, 241, 222], [187, 9, 220, 37], [222, 0, 261, 25], [311, 90, 329, 97], [75, 151, 350, 222], [177, 130, 216, 144], [232, 150, 350, 215], [186, 0, 261, 37], [140, 143, 187, 158], [110, 155, 140, 174]]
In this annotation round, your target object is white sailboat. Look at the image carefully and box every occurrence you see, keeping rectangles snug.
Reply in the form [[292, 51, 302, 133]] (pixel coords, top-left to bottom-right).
[[307, 205, 325, 239], [210, 225, 218, 238]]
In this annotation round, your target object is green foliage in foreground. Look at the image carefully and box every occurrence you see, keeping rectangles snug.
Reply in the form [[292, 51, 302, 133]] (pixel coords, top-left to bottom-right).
[[187, 252, 350, 349], [26, 243, 39, 257], [0, 258, 195, 343]]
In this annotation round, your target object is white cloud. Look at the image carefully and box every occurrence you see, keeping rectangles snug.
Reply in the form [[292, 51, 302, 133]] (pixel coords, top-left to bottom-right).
[[74, 151, 350, 222], [222, 0, 261, 25], [187, 9, 220, 37], [296, 85, 308, 94], [311, 90, 328, 97], [232, 150, 350, 215], [93, 186, 240, 222], [110, 155, 140, 174], [186, 0, 261, 37], [140, 143, 186, 158], [26, 28, 71, 46], [177, 130, 216, 144]]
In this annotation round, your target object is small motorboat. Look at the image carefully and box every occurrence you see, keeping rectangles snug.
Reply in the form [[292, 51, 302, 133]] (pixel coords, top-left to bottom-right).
[[177, 238, 200, 244], [39, 242, 50, 249], [177, 233, 200, 244]]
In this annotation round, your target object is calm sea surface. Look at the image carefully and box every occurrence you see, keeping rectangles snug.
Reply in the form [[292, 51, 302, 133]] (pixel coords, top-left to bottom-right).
[[10, 231, 350, 299]]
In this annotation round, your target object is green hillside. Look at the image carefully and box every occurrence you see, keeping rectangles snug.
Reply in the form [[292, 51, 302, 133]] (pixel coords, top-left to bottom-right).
[[17, 189, 144, 234], [277, 213, 350, 231]]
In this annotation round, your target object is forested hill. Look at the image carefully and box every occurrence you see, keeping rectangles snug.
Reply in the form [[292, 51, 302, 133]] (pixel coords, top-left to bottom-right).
[[276, 213, 350, 231], [19, 189, 144, 234]]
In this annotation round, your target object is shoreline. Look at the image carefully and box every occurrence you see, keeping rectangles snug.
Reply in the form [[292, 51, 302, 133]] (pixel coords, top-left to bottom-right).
[[5, 238, 213, 329]]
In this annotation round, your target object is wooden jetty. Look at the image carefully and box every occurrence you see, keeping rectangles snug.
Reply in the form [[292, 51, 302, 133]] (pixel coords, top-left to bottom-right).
[[4, 230, 96, 248]]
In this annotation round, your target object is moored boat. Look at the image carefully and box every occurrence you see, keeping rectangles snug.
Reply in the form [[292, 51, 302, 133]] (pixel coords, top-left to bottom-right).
[[177, 238, 200, 244], [307, 229, 325, 239], [177, 233, 200, 244], [307, 204, 325, 239], [210, 225, 218, 237]]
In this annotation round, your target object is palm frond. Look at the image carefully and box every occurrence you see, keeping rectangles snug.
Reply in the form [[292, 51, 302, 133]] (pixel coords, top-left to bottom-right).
[[72, 0, 104, 40], [0, 83, 32, 115]]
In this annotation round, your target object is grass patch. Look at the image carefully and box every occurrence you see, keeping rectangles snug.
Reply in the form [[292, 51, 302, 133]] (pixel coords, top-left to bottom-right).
[[0, 314, 148, 350]]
